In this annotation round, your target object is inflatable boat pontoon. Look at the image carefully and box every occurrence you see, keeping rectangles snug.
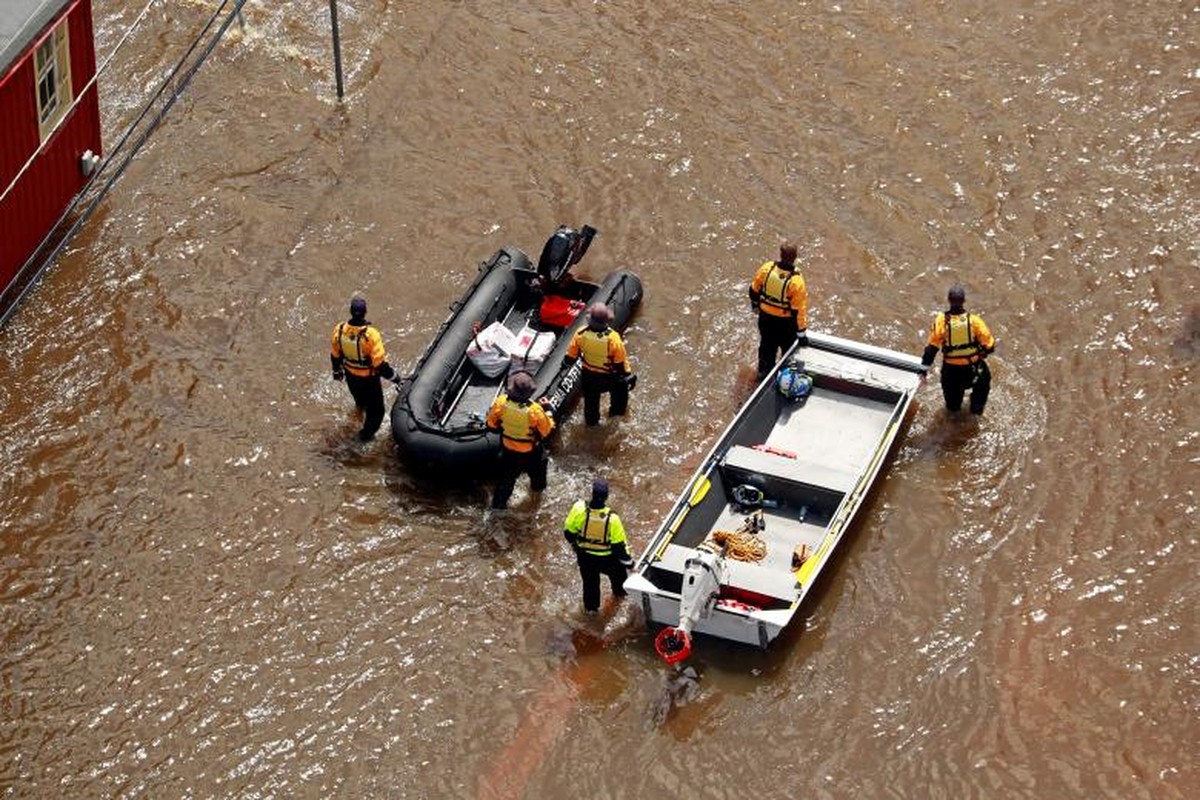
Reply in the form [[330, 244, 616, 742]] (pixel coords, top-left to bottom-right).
[[390, 224, 643, 478]]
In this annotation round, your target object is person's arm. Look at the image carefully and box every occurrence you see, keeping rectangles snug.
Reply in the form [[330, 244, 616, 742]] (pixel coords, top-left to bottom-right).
[[974, 316, 996, 356], [563, 502, 584, 545], [486, 396, 506, 430], [609, 334, 632, 375], [921, 314, 944, 367], [791, 274, 809, 332], [748, 263, 767, 308], [610, 514, 633, 567], [563, 331, 581, 365], [534, 405, 556, 438], [330, 325, 345, 380], [367, 328, 399, 381]]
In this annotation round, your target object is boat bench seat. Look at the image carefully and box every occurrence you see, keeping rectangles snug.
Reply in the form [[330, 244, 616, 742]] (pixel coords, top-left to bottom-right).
[[722, 444, 858, 494]]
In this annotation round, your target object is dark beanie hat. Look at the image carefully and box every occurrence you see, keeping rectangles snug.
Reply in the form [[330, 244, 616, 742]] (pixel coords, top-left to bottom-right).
[[591, 478, 609, 504], [508, 371, 536, 402], [350, 296, 367, 317]]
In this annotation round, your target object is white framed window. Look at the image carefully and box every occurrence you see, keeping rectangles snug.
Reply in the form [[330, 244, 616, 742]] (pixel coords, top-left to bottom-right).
[[35, 20, 73, 142]]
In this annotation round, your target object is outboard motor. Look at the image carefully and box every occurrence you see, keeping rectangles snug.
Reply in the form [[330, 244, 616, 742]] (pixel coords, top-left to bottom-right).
[[654, 546, 725, 664], [537, 224, 597, 286]]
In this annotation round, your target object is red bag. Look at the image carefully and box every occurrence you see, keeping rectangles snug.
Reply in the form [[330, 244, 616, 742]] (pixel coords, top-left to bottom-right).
[[539, 295, 585, 328]]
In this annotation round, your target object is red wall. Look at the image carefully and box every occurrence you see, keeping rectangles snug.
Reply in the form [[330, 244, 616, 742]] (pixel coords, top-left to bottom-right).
[[0, 0, 102, 296]]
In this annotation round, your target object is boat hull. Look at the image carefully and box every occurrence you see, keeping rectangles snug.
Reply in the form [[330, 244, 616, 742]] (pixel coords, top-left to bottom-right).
[[625, 331, 925, 655]]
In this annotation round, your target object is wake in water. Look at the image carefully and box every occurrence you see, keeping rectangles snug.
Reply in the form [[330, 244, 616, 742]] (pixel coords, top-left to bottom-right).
[[650, 664, 703, 728], [476, 595, 643, 800]]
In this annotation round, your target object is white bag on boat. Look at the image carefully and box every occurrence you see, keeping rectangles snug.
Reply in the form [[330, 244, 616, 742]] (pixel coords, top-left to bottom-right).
[[466, 321, 517, 377], [509, 326, 556, 374]]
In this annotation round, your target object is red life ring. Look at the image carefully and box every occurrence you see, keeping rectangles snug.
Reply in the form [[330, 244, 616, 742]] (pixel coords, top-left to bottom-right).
[[654, 627, 692, 664]]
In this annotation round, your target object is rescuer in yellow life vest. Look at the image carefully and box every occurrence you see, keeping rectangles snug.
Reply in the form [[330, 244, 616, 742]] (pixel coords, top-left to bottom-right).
[[564, 303, 635, 426], [485, 371, 556, 509], [921, 283, 997, 415], [749, 241, 810, 379], [562, 478, 633, 613], [330, 296, 400, 441]]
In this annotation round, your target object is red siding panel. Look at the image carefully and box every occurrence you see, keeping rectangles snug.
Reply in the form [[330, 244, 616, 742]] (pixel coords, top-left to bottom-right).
[[0, 0, 101, 296]]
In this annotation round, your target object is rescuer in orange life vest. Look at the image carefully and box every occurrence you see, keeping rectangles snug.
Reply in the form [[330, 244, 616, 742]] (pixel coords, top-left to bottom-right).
[[330, 296, 400, 441], [564, 303, 635, 426], [749, 241, 809, 379], [562, 478, 633, 613], [486, 371, 556, 509], [921, 283, 997, 415]]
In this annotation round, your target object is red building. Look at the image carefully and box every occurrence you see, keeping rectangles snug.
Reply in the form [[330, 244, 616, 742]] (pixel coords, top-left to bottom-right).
[[0, 0, 102, 308]]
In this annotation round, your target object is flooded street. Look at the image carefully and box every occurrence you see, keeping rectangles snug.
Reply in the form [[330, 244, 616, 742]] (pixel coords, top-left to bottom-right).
[[2, 1, 1196, 798]]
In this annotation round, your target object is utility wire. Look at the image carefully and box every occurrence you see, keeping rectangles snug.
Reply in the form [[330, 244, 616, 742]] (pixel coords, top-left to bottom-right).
[[0, 0, 158, 208], [1, 0, 251, 325]]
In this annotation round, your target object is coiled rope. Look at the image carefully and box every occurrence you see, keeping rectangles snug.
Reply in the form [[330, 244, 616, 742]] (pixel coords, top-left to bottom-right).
[[704, 513, 767, 562]]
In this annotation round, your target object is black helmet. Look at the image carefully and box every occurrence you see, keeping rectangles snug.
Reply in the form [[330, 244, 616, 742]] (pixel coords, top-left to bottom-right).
[[350, 296, 367, 318], [947, 284, 966, 304]]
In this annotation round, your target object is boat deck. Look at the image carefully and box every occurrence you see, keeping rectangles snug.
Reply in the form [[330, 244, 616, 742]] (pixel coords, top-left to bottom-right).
[[761, 388, 897, 479]]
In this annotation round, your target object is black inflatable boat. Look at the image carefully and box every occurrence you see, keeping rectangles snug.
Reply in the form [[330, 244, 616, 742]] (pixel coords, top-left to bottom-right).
[[390, 224, 643, 478]]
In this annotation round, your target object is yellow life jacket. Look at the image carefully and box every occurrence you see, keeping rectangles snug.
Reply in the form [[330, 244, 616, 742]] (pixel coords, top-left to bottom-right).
[[941, 312, 980, 364], [759, 262, 795, 315], [499, 399, 536, 449], [337, 323, 374, 376], [577, 507, 614, 554], [578, 328, 615, 373]]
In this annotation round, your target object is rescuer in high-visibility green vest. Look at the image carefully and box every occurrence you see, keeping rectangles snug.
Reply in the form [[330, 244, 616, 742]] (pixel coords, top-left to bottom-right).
[[562, 478, 634, 613]]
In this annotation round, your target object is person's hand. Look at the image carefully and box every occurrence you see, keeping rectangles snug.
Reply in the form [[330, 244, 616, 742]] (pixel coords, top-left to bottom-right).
[[619, 556, 634, 570], [623, 373, 638, 391], [391, 374, 404, 386], [795, 328, 808, 347], [332, 369, 344, 382]]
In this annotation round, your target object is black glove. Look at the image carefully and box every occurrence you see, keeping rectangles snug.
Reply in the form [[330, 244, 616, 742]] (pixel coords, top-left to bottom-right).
[[795, 328, 808, 346], [618, 555, 634, 570], [332, 369, 345, 381], [623, 373, 638, 391]]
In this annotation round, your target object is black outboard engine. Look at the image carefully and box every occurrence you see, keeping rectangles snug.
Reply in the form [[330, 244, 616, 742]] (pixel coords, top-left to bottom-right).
[[537, 224, 597, 286]]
